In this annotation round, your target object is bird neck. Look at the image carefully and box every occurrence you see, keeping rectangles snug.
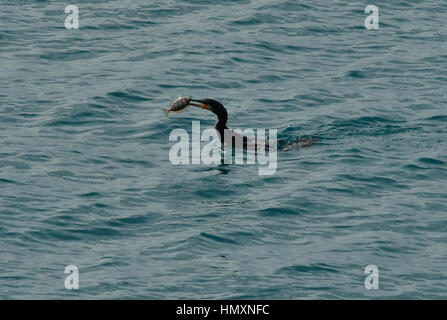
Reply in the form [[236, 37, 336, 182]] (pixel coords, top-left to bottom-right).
[[215, 117, 227, 128], [213, 105, 228, 143], [215, 121, 227, 143]]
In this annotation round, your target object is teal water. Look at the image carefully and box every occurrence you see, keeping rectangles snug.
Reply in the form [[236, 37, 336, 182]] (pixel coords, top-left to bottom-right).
[[1, 0, 446, 299]]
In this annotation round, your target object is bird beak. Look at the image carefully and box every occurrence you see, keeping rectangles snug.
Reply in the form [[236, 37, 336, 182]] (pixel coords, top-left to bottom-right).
[[190, 99, 210, 110]]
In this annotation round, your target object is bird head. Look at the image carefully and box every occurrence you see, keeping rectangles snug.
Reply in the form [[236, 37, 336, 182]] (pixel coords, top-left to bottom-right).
[[190, 98, 228, 125]]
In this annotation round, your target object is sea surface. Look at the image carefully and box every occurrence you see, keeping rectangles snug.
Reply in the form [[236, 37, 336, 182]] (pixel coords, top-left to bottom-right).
[[1, 0, 446, 299]]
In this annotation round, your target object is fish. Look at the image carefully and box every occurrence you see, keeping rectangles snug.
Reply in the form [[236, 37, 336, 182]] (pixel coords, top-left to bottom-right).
[[163, 96, 191, 117]]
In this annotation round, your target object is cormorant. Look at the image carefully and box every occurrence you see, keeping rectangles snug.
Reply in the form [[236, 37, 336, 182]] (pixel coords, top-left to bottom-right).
[[189, 98, 269, 151]]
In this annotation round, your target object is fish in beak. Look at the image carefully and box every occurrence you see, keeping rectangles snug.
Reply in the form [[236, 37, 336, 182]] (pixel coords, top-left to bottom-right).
[[163, 96, 191, 117]]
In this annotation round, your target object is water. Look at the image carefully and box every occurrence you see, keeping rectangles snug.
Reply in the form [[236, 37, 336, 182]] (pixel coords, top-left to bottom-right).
[[1, 0, 446, 299]]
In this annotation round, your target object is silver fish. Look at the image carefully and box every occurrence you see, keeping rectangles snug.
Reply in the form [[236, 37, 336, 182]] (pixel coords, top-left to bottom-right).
[[164, 96, 191, 117]]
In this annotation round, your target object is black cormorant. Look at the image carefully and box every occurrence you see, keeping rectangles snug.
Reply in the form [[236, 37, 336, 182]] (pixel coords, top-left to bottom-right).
[[189, 98, 269, 151]]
